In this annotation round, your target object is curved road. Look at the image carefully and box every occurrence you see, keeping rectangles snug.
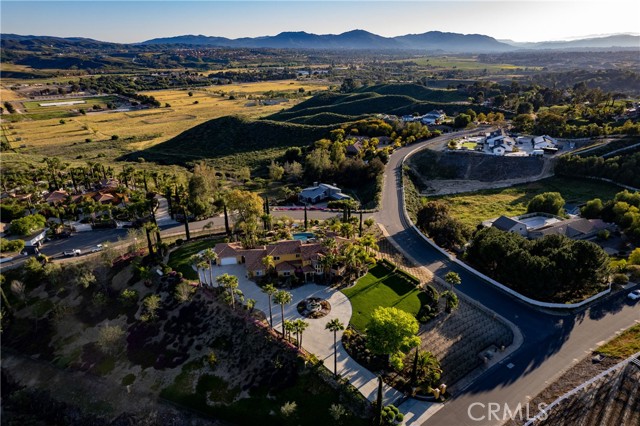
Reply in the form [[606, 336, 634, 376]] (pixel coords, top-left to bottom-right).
[[375, 132, 640, 426]]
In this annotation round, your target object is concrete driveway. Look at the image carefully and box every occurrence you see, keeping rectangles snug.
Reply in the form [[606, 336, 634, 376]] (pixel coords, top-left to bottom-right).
[[198, 263, 439, 422]]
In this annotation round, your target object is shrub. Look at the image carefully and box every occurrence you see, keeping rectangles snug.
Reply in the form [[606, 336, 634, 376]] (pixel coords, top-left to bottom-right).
[[207, 351, 218, 369], [611, 273, 629, 285], [0, 238, 25, 253], [627, 265, 640, 282]]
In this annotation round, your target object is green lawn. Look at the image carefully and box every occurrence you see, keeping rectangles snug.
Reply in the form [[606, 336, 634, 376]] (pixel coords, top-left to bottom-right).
[[342, 264, 427, 331], [167, 238, 223, 279], [433, 176, 622, 228]]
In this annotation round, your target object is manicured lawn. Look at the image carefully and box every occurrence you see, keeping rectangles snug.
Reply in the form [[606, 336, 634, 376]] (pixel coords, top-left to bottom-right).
[[342, 264, 427, 331], [433, 176, 622, 228], [168, 238, 223, 279], [597, 324, 640, 359]]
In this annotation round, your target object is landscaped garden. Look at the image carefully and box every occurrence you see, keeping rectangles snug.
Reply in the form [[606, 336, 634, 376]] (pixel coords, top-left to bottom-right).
[[1, 239, 370, 425], [342, 262, 429, 331], [167, 238, 223, 279]]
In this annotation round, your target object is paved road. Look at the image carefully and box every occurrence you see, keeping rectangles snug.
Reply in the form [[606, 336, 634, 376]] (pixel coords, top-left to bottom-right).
[[1, 209, 343, 270], [374, 132, 640, 426]]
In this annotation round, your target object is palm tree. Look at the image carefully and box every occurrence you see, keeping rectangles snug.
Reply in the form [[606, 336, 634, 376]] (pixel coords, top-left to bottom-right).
[[293, 319, 309, 349], [325, 318, 345, 376], [360, 233, 379, 254], [143, 222, 155, 255], [201, 248, 218, 286], [216, 273, 241, 310], [273, 290, 292, 337], [196, 260, 209, 286], [284, 319, 295, 343], [262, 283, 277, 327], [444, 271, 461, 292], [262, 255, 275, 277]]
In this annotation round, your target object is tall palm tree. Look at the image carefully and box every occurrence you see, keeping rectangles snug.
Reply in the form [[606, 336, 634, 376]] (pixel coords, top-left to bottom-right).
[[273, 290, 292, 337], [293, 319, 309, 349], [325, 318, 345, 376], [201, 248, 218, 286], [196, 261, 209, 285], [216, 273, 242, 309], [444, 271, 461, 292], [262, 283, 277, 327]]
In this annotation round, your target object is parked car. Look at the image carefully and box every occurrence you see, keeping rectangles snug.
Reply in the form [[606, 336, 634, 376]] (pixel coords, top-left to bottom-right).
[[62, 249, 81, 257], [90, 244, 104, 253], [628, 290, 640, 301]]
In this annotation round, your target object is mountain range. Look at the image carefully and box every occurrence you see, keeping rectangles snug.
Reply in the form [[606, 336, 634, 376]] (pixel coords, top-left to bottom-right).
[[140, 30, 640, 52], [2, 31, 638, 53]]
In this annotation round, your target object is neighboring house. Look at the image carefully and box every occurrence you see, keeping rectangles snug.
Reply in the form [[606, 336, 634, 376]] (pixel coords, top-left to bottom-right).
[[346, 140, 364, 156], [532, 135, 557, 150], [298, 183, 351, 204], [213, 239, 334, 282], [402, 115, 417, 122], [421, 110, 446, 125], [484, 129, 515, 156], [45, 190, 69, 204], [491, 215, 529, 236], [99, 178, 120, 189], [23, 229, 47, 247], [528, 218, 612, 240]]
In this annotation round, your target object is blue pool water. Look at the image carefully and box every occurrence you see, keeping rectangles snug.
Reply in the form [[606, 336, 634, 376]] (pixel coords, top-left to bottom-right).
[[293, 232, 315, 242]]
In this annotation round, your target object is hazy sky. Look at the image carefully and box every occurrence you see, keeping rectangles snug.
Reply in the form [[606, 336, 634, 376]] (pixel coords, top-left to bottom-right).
[[1, 1, 638, 43]]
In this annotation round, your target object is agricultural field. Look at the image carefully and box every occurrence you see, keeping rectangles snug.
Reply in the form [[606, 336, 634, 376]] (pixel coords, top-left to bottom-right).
[[386, 56, 539, 72], [0, 79, 330, 173], [433, 176, 622, 228]]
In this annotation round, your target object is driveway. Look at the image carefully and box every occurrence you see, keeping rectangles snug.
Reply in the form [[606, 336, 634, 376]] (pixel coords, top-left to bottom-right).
[[198, 263, 441, 423]]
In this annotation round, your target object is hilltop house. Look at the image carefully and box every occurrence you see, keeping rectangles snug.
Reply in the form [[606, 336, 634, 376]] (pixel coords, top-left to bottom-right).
[[421, 110, 446, 125], [299, 183, 351, 204], [45, 190, 69, 204], [484, 129, 515, 156], [212, 239, 343, 283]]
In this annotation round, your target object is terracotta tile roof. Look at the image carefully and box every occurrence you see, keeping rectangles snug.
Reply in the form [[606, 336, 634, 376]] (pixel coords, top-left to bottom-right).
[[94, 192, 115, 203], [214, 242, 243, 259], [45, 190, 68, 204], [300, 243, 325, 261], [243, 248, 268, 272], [275, 261, 298, 272], [266, 240, 301, 256]]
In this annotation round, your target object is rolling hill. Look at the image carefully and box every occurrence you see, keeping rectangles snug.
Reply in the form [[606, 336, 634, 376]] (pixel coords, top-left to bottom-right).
[[266, 83, 485, 123], [122, 115, 336, 168]]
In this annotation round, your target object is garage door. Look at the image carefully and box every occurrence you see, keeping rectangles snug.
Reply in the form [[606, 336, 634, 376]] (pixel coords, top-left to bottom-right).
[[220, 257, 237, 265]]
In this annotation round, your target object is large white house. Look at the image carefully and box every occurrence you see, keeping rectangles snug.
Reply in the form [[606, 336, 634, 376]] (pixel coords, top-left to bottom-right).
[[484, 129, 515, 156], [298, 183, 351, 204]]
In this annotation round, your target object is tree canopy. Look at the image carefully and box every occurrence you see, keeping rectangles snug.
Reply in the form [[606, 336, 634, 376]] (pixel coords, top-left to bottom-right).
[[366, 307, 420, 370], [527, 192, 565, 216]]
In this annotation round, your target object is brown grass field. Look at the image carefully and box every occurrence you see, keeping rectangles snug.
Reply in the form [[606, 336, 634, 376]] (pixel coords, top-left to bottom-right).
[[1, 79, 330, 173]]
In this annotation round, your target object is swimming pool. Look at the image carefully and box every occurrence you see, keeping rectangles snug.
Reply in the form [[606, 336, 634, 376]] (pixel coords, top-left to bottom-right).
[[293, 232, 315, 242]]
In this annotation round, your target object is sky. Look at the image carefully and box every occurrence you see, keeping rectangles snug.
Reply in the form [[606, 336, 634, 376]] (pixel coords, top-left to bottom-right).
[[1, 1, 639, 43]]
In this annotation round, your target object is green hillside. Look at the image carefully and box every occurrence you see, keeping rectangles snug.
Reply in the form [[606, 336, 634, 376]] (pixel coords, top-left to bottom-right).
[[354, 83, 467, 103], [124, 115, 335, 170], [285, 112, 371, 125], [267, 83, 485, 122]]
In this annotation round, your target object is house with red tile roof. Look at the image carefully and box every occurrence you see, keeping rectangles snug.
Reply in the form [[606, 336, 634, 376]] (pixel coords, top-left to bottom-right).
[[212, 239, 334, 282]]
